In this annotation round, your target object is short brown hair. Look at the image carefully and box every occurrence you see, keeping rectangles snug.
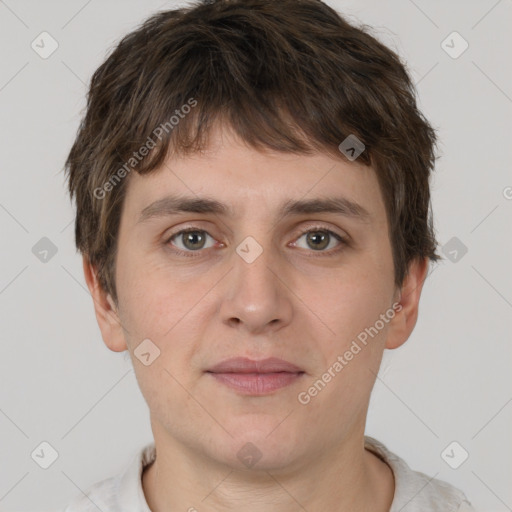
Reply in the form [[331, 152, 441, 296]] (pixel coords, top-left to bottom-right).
[[64, 0, 440, 306]]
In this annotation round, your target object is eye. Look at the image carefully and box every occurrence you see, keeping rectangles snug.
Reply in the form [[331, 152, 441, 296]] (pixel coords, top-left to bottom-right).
[[165, 225, 347, 257], [167, 228, 217, 254], [292, 227, 346, 254]]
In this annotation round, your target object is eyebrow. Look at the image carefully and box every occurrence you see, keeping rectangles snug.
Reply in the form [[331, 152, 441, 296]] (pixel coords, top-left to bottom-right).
[[137, 194, 372, 224]]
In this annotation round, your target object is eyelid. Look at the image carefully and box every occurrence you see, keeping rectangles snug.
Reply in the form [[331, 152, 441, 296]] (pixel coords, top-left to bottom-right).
[[292, 222, 348, 241], [164, 222, 349, 256], [290, 224, 348, 254], [165, 227, 219, 255]]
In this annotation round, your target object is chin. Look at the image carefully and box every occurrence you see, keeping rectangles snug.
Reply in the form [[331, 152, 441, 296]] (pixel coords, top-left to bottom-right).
[[212, 416, 305, 472]]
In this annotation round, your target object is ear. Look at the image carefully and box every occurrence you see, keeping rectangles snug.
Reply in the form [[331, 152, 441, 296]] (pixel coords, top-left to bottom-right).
[[385, 257, 429, 350], [82, 255, 127, 352]]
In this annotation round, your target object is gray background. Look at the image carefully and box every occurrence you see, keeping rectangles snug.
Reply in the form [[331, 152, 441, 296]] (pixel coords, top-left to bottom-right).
[[0, 0, 511, 510]]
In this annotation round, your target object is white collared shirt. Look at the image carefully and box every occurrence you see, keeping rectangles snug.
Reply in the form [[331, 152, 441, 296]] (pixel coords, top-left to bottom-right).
[[60, 436, 477, 511]]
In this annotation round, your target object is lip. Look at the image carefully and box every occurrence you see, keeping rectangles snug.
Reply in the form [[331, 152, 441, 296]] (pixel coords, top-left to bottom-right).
[[206, 357, 305, 395], [208, 357, 303, 373]]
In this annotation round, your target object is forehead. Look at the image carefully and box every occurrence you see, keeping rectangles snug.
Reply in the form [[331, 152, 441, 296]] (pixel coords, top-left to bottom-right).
[[121, 126, 386, 228]]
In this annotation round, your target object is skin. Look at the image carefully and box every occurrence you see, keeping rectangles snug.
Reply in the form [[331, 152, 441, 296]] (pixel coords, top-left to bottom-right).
[[84, 122, 428, 512]]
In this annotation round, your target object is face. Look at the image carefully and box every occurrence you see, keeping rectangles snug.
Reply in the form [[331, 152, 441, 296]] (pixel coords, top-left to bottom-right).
[[86, 124, 425, 472]]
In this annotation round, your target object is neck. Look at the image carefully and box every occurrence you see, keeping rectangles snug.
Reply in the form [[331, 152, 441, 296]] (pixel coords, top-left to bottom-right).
[[142, 427, 395, 512]]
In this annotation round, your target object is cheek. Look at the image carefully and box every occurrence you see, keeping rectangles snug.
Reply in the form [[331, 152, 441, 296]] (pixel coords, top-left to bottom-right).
[[119, 277, 200, 415], [120, 285, 181, 348], [318, 253, 395, 358], [115, 246, 177, 332], [117, 263, 207, 379]]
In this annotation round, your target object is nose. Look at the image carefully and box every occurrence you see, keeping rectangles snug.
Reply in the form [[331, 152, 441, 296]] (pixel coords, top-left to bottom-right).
[[218, 236, 294, 335]]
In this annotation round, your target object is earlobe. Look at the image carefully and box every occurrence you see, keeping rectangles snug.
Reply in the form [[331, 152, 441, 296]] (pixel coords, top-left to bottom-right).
[[82, 255, 127, 353], [385, 257, 429, 350]]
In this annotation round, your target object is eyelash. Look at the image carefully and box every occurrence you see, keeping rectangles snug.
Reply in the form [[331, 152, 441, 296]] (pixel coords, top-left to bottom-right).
[[164, 225, 348, 258]]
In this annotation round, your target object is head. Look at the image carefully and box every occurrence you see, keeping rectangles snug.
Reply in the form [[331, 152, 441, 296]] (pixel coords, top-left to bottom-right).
[[65, 0, 440, 471]]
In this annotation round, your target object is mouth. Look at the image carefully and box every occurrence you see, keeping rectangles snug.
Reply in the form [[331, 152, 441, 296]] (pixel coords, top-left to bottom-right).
[[205, 357, 305, 395]]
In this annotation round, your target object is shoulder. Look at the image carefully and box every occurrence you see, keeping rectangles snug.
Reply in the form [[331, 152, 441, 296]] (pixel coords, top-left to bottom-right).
[[59, 476, 118, 512], [455, 500, 478, 512], [59, 442, 156, 512], [364, 436, 478, 512]]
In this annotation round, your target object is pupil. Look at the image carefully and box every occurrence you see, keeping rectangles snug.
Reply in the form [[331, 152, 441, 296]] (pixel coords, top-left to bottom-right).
[[181, 231, 330, 251], [185, 232, 204, 249], [308, 231, 328, 250]]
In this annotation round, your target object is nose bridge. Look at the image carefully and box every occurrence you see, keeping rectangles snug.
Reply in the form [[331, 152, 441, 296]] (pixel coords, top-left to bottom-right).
[[233, 231, 280, 298], [230, 202, 277, 277], [219, 229, 293, 331]]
